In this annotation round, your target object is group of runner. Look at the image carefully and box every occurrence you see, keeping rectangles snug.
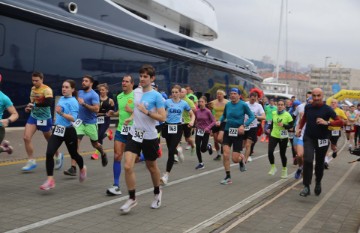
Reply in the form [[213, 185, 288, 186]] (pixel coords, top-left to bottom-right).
[[0, 65, 355, 213]]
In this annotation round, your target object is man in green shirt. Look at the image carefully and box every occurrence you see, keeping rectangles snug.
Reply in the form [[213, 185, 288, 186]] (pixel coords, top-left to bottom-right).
[[185, 85, 198, 106], [180, 88, 196, 154]]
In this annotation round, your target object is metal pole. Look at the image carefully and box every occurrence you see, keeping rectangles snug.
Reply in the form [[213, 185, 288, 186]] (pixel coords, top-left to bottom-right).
[[275, 0, 284, 83]]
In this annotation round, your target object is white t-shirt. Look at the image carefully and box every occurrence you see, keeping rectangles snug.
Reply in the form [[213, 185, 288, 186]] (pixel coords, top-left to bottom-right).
[[293, 103, 306, 126], [245, 101, 265, 128]]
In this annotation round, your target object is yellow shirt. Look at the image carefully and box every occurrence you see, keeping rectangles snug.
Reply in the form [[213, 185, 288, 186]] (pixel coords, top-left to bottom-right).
[[211, 99, 229, 121], [328, 107, 347, 131]]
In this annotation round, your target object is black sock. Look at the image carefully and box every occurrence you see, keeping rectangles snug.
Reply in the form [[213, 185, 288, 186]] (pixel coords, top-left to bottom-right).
[[226, 171, 231, 179], [154, 186, 160, 195], [129, 190, 136, 200]]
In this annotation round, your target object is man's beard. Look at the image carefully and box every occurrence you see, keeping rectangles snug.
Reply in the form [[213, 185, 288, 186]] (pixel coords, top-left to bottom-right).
[[82, 86, 89, 91]]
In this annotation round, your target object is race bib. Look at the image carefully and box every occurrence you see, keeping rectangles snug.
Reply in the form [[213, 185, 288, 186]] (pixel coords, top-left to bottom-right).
[[121, 125, 131, 135], [331, 130, 340, 136], [280, 130, 289, 138], [197, 129, 205, 136], [345, 125, 351, 131], [229, 128, 238, 137], [168, 125, 178, 134], [72, 119, 82, 128], [53, 125, 65, 137], [244, 126, 250, 131], [318, 139, 329, 147], [37, 120, 47, 126], [97, 116, 105, 124], [132, 129, 145, 143], [288, 132, 295, 139]]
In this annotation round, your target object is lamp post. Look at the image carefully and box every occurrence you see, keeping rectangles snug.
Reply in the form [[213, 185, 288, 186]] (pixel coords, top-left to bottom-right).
[[324, 56, 331, 68]]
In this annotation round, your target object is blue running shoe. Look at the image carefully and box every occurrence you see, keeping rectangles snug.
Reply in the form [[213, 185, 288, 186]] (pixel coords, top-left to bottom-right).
[[21, 159, 37, 172], [294, 167, 303, 179]]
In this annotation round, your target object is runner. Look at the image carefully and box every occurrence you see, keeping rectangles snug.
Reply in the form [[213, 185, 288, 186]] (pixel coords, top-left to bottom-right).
[[105, 75, 134, 195], [64, 75, 108, 177], [324, 99, 347, 169], [91, 83, 114, 160], [218, 88, 254, 184], [160, 85, 195, 185], [194, 96, 216, 169], [180, 88, 196, 154], [40, 80, 87, 190], [120, 64, 166, 213], [209, 89, 228, 161], [263, 98, 277, 143], [354, 104, 360, 148], [22, 71, 63, 172], [345, 105, 358, 151], [296, 88, 343, 197]]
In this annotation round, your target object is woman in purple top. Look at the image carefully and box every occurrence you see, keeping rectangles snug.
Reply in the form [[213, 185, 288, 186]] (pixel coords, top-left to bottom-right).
[[194, 96, 216, 169]]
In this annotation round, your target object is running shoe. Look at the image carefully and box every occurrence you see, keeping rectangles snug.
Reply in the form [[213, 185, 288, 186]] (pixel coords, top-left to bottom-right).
[[265, 137, 269, 143], [21, 159, 37, 172], [247, 156, 253, 162], [0, 145, 13, 154], [64, 166, 77, 176], [207, 143, 213, 155], [101, 153, 108, 167], [239, 162, 247, 172], [213, 155, 221, 161], [136, 153, 145, 163], [268, 165, 277, 176], [79, 165, 87, 182], [314, 182, 321, 196], [160, 173, 169, 185], [1, 140, 10, 147], [185, 144, 191, 150], [107, 185, 122, 195], [120, 199, 138, 214], [174, 154, 179, 163], [91, 153, 99, 160], [107, 129, 113, 140], [195, 163, 205, 170], [281, 167, 288, 179], [324, 162, 329, 169], [332, 151, 337, 158], [54, 152, 64, 170], [299, 186, 310, 197], [220, 177, 232, 185], [151, 190, 162, 209], [294, 167, 303, 179], [40, 179, 55, 191], [177, 146, 184, 163], [260, 136, 265, 142], [293, 157, 298, 165]]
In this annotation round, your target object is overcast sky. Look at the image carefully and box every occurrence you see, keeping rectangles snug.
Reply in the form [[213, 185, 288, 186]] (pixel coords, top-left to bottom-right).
[[205, 0, 360, 69]]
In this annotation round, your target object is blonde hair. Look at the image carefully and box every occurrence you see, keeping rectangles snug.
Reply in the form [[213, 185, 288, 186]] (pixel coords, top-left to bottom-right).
[[216, 89, 225, 95], [97, 83, 109, 91]]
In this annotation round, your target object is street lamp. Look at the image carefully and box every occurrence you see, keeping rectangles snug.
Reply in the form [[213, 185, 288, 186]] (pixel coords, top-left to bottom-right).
[[324, 56, 331, 68]]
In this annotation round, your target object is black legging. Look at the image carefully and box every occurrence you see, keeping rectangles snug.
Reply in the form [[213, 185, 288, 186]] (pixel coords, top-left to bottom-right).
[[97, 117, 110, 145], [46, 127, 84, 176], [162, 124, 183, 173], [268, 136, 288, 167], [195, 132, 210, 163]]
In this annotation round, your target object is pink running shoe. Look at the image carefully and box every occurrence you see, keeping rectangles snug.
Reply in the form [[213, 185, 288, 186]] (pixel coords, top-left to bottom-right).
[[91, 153, 99, 160], [1, 140, 10, 147], [79, 166, 87, 183], [40, 179, 55, 190], [0, 145, 13, 154], [107, 130, 113, 140]]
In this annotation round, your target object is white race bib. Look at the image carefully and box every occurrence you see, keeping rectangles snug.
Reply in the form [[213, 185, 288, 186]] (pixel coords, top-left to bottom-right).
[[121, 125, 131, 135], [244, 126, 250, 131], [197, 129, 205, 136], [280, 130, 289, 138], [229, 128, 238, 137], [72, 119, 82, 128], [168, 125, 178, 134], [37, 120, 47, 126], [53, 125, 65, 137], [331, 130, 340, 136], [132, 129, 145, 143], [345, 125, 351, 131], [97, 116, 105, 124], [318, 139, 329, 147]]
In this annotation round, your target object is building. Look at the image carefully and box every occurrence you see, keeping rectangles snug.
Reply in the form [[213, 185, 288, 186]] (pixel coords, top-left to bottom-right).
[[260, 72, 310, 101], [309, 64, 360, 99]]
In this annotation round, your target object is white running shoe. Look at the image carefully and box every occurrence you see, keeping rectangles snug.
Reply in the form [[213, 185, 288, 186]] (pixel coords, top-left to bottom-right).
[[106, 185, 122, 195], [151, 190, 162, 209], [174, 154, 179, 163], [247, 156, 253, 162], [160, 173, 169, 185], [185, 144, 191, 150], [120, 199, 138, 214], [21, 159, 37, 172], [177, 147, 184, 163], [54, 152, 64, 170]]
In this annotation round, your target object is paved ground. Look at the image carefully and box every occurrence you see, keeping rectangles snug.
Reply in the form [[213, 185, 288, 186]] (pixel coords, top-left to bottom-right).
[[0, 127, 360, 233]]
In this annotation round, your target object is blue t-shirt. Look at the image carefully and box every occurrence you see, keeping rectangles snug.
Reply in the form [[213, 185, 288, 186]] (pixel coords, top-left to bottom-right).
[[78, 89, 99, 124], [0, 91, 13, 126], [55, 96, 79, 127], [220, 100, 255, 131], [165, 99, 190, 124]]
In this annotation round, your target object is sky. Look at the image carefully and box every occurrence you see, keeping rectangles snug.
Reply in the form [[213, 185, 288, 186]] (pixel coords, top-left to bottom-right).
[[205, 0, 360, 70]]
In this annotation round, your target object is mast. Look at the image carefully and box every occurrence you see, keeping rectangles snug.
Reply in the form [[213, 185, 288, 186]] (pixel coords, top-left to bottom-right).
[[275, 0, 284, 83]]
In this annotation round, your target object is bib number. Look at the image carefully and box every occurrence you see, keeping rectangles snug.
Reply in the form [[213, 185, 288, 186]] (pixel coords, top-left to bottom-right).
[[229, 128, 238, 137], [318, 139, 329, 147], [331, 130, 340, 136], [197, 129, 205, 136], [168, 125, 178, 134], [121, 125, 131, 135], [132, 129, 144, 143], [280, 130, 289, 138], [97, 116, 105, 124], [53, 125, 65, 137], [72, 119, 82, 128], [244, 126, 250, 131], [37, 120, 47, 126], [345, 125, 351, 131]]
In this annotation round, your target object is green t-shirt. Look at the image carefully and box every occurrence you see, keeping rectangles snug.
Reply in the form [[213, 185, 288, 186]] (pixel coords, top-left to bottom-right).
[[182, 96, 195, 123], [265, 104, 277, 121], [186, 93, 198, 104], [116, 91, 134, 132], [270, 111, 293, 139]]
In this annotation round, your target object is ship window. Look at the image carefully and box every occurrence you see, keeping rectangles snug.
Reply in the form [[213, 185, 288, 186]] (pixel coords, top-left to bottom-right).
[[179, 26, 190, 37], [0, 24, 4, 56]]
